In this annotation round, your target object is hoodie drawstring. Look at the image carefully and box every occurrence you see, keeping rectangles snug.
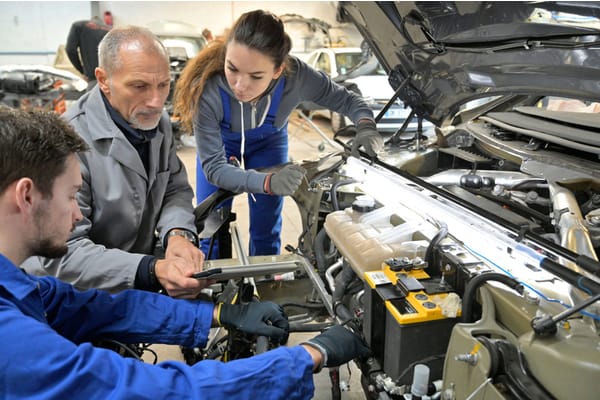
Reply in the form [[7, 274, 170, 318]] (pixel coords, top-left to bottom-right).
[[237, 101, 257, 202], [238, 100, 246, 169], [258, 95, 271, 127], [238, 94, 271, 169]]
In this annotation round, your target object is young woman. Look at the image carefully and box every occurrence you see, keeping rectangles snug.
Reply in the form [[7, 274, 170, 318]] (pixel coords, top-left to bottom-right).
[[174, 9, 383, 257]]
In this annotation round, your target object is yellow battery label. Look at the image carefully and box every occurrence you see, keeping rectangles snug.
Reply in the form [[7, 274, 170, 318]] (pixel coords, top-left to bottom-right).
[[386, 292, 459, 324]]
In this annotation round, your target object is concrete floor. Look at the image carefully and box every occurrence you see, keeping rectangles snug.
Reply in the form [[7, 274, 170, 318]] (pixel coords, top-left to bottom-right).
[[147, 112, 366, 399]]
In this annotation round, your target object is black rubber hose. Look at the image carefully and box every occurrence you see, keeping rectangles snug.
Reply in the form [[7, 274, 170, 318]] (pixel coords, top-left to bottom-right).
[[330, 179, 356, 211], [424, 222, 448, 273], [461, 272, 524, 323], [289, 321, 334, 332], [332, 265, 358, 322], [281, 302, 329, 310], [333, 302, 354, 323], [314, 227, 329, 277]]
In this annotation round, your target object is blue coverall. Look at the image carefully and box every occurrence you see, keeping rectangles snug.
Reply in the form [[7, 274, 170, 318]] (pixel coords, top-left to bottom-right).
[[196, 78, 288, 257], [0, 253, 315, 399]]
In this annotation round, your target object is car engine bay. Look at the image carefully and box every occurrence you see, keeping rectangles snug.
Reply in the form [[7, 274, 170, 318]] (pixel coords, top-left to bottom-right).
[[287, 105, 600, 398], [288, 3, 600, 398], [209, 2, 600, 396]]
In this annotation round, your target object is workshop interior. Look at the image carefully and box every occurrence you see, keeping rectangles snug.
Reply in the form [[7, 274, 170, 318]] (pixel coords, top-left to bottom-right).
[[2, 2, 600, 399]]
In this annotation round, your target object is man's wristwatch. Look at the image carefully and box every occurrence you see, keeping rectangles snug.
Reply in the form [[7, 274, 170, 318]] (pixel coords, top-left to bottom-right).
[[167, 229, 199, 247]]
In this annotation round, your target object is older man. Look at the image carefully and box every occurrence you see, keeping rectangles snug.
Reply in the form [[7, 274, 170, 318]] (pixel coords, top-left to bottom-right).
[[23, 26, 205, 297]]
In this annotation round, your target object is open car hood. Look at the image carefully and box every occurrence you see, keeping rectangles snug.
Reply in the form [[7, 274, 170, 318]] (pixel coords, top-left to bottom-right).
[[339, 1, 600, 126]]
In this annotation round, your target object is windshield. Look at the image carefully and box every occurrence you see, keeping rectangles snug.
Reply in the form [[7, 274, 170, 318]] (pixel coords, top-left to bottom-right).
[[335, 52, 363, 75]]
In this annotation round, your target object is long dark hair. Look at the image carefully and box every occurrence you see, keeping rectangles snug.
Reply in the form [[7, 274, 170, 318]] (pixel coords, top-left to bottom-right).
[[174, 10, 292, 133]]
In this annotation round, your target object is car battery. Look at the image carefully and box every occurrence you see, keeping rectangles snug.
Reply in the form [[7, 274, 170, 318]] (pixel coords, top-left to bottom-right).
[[363, 259, 459, 385]]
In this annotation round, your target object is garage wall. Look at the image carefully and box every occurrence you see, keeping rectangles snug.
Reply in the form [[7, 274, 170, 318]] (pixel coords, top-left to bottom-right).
[[0, 1, 362, 66], [0, 2, 91, 65]]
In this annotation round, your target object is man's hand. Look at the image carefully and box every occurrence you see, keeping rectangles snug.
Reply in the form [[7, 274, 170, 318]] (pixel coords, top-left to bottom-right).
[[165, 234, 204, 267], [154, 257, 210, 298], [215, 301, 290, 344], [302, 325, 370, 371]]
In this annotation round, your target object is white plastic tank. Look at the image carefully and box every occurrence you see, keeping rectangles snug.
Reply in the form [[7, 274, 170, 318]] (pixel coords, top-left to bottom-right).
[[324, 203, 428, 276]]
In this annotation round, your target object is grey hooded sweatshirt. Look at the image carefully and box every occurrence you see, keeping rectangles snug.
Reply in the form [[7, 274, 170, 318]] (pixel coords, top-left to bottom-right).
[[193, 55, 374, 194]]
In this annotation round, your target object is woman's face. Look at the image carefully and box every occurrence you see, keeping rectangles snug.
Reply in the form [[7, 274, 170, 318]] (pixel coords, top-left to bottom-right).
[[224, 40, 284, 103]]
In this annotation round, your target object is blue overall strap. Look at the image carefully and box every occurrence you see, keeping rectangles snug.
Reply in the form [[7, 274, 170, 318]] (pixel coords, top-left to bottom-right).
[[263, 77, 286, 126], [219, 78, 286, 131], [219, 87, 232, 131]]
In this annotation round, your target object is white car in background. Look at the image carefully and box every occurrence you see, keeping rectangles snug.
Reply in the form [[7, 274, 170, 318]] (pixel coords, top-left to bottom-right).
[[303, 46, 431, 133]]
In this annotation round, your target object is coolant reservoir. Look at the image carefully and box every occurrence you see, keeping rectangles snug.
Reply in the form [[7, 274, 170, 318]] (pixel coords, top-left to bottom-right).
[[324, 202, 428, 276]]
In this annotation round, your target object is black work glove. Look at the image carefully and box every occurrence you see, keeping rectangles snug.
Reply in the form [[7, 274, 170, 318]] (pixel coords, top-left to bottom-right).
[[265, 164, 306, 196], [303, 325, 370, 369], [351, 119, 383, 158], [217, 301, 290, 345]]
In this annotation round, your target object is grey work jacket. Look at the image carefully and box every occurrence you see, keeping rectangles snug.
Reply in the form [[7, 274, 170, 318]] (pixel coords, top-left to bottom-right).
[[21, 86, 196, 292]]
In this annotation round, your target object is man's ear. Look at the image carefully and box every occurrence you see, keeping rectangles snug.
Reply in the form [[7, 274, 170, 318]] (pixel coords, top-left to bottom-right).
[[14, 178, 36, 215], [96, 67, 110, 95]]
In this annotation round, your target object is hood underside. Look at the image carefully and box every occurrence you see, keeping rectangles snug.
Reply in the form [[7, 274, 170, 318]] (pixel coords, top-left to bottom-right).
[[339, 1, 600, 126]]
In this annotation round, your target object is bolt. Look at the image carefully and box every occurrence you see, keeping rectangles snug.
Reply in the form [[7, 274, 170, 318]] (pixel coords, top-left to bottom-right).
[[524, 290, 540, 305], [455, 353, 478, 365]]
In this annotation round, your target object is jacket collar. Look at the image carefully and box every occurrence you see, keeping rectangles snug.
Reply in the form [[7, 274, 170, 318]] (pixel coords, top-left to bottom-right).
[[82, 86, 165, 181], [0, 254, 39, 301], [100, 91, 158, 144]]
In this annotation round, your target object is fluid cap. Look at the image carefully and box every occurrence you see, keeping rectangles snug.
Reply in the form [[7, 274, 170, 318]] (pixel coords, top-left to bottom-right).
[[352, 195, 375, 213]]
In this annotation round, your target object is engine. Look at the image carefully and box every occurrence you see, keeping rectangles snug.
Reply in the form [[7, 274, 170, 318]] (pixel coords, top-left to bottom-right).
[[293, 120, 600, 399]]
